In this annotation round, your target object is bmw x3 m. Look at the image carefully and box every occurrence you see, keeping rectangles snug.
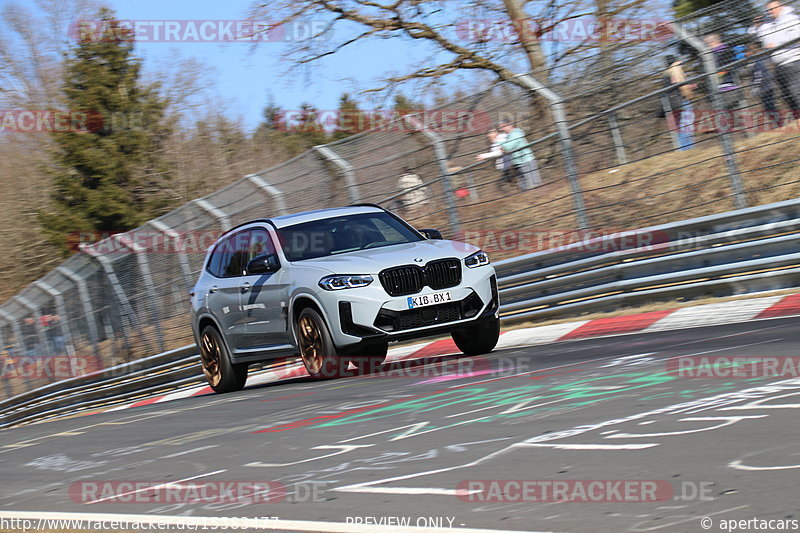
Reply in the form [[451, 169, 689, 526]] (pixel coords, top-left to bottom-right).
[[190, 204, 500, 393]]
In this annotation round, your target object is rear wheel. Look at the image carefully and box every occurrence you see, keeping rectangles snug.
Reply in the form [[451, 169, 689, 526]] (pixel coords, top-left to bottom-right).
[[348, 342, 388, 374], [452, 316, 500, 356], [199, 325, 248, 393], [296, 308, 349, 379]]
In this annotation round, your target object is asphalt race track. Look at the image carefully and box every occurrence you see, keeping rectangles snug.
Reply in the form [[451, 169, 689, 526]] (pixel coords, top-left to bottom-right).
[[2, 317, 800, 533]]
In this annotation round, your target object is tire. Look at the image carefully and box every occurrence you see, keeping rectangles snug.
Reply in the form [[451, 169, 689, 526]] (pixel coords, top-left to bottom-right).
[[348, 342, 388, 374], [199, 325, 248, 393], [452, 316, 500, 356], [296, 307, 349, 379]]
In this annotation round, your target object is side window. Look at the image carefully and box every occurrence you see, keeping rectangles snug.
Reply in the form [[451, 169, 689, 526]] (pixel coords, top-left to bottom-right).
[[221, 231, 251, 278], [247, 229, 276, 264], [206, 237, 230, 278]]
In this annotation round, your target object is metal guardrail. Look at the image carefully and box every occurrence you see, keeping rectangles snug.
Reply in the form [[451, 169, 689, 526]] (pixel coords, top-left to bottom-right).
[[1, 199, 799, 428], [495, 199, 800, 321]]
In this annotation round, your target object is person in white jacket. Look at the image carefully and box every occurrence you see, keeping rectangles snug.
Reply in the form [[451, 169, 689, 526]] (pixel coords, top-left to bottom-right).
[[750, 1, 800, 118], [475, 128, 514, 191]]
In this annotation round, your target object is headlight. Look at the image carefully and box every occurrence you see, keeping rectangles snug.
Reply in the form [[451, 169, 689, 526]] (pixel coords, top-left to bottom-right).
[[319, 274, 374, 290], [464, 250, 490, 268]]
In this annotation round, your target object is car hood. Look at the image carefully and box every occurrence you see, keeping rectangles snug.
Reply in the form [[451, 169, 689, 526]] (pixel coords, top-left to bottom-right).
[[296, 239, 480, 274]]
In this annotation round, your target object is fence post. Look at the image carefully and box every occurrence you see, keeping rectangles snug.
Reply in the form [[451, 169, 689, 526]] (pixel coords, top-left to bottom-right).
[[0, 324, 10, 399], [14, 296, 47, 355], [516, 73, 590, 230], [148, 219, 193, 292], [193, 198, 232, 232], [402, 115, 462, 234], [80, 245, 137, 360], [55, 266, 101, 359], [246, 174, 288, 215], [312, 146, 361, 204], [608, 112, 629, 165], [32, 281, 76, 360], [670, 23, 747, 210], [0, 310, 20, 397], [0, 309, 23, 359], [114, 234, 165, 353]]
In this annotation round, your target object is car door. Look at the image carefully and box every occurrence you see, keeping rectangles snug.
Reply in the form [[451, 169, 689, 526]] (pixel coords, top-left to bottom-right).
[[240, 228, 292, 349], [206, 230, 251, 350]]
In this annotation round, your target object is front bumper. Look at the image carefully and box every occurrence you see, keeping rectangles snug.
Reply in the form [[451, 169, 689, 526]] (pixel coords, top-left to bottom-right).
[[322, 266, 498, 348]]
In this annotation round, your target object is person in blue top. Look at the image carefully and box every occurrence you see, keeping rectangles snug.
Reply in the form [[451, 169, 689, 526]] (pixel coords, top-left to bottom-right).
[[499, 120, 542, 190]]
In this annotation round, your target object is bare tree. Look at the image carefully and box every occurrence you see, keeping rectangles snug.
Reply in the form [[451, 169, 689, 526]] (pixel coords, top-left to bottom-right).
[[0, 0, 104, 108], [250, 0, 657, 95]]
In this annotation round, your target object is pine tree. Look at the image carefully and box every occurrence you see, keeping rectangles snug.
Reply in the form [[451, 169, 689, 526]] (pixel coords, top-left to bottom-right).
[[393, 93, 418, 115], [332, 93, 368, 140], [39, 8, 173, 250], [291, 103, 327, 147]]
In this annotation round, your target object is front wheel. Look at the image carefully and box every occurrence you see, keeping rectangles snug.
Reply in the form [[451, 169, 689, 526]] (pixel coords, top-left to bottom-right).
[[199, 325, 248, 393], [452, 316, 500, 356], [296, 308, 349, 379]]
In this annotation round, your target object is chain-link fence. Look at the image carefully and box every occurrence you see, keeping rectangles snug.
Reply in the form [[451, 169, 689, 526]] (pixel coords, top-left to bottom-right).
[[2, 0, 800, 400]]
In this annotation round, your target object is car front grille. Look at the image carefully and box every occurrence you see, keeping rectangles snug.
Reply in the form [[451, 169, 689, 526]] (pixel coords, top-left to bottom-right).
[[379, 258, 461, 296], [425, 258, 462, 290], [379, 266, 424, 296]]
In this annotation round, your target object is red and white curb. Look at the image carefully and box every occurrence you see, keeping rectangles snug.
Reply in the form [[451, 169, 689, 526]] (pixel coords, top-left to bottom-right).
[[96, 292, 800, 414]]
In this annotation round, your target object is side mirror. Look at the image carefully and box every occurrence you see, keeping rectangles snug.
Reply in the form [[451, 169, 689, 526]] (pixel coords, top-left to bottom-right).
[[420, 228, 443, 240], [247, 254, 280, 275]]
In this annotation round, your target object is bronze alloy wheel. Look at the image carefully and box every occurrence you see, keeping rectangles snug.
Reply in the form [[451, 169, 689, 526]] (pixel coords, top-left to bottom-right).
[[296, 307, 347, 379], [298, 314, 324, 373], [200, 330, 222, 387], [198, 325, 248, 393]]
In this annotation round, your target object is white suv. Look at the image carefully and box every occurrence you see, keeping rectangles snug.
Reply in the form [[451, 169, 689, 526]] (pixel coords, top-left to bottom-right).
[[190, 205, 499, 393]]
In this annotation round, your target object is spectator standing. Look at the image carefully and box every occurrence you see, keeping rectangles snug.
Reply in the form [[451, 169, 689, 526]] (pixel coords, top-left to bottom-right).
[[750, 1, 800, 119], [704, 33, 744, 111], [396, 169, 428, 215], [664, 55, 697, 150], [499, 121, 542, 190], [746, 41, 782, 128], [475, 128, 514, 191]]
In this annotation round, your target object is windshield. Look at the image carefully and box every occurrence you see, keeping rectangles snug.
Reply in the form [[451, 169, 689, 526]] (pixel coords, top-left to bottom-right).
[[277, 212, 424, 261]]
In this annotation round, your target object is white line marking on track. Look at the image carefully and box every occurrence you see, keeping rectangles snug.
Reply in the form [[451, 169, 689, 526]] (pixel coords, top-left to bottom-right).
[[159, 445, 219, 459], [245, 445, 375, 467], [517, 443, 659, 450], [84, 469, 227, 504], [728, 459, 800, 471]]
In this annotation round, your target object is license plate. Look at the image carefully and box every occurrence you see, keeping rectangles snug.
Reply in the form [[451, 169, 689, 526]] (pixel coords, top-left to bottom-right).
[[407, 291, 452, 309]]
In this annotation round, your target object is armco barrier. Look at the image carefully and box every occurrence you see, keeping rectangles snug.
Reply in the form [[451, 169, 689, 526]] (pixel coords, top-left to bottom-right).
[[1, 199, 799, 427]]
